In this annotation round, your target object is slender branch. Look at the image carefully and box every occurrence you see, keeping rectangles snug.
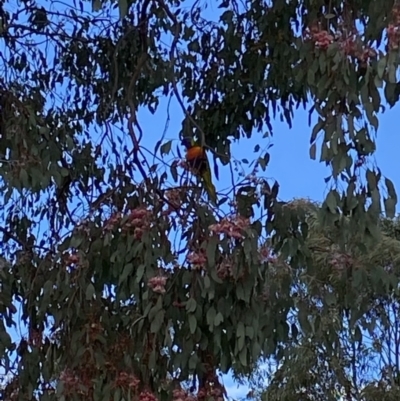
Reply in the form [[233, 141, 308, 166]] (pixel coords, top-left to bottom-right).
[[156, 0, 208, 148], [0, 227, 51, 252]]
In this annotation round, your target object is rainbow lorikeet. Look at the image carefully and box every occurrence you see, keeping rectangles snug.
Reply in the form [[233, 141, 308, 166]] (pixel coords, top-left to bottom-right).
[[182, 137, 217, 204]]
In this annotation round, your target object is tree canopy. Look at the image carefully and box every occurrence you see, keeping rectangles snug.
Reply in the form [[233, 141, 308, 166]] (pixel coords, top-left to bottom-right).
[[246, 210, 400, 401], [0, 0, 400, 400]]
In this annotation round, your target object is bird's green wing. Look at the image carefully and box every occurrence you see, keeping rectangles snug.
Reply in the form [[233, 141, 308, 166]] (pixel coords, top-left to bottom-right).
[[200, 160, 217, 204]]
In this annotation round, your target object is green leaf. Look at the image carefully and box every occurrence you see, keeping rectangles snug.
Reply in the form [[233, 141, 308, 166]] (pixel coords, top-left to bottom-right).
[[119, 263, 134, 284], [214, 312, 224, 327], [210, 268, 223, 284], [324, 292, 336, 306], [236, 321, 245, 339], [309, 143, 316, 160], [385, 177, 397, 199], [311, 118, 325, 143], [85, 283, 95, 300], [384, 197, 396, 218], [238, 346, 247, 367], [136, 264, 145, 282], [91, 238, 103, 253], [118, 0, 128, 19], [148, 296, 163, 321], [377, 56, 386, 79], [188, 353, 198, 371], [326, 190, 337, 213], [186, 298, 197, 313], [245, 326, 254, 339], [149, 349, 156, 369], [352, 268, 364, 289], [206, 307, 216, 331], [114, 388, 121, 401], [183, 26, 195, 41], [60, 168, 70, 177], [298, 303, 312, 334], [221, 10, 234, 23], [384, 178, 397, 216], [150, 309, 165, 333], [160, 140, 172, 156], [237, 322, 245, 351], [257, 152, 270, 171], [70, 235, 83, 249], [19, 169, 29, 187], [170, 162, 178, 182], [388, 62, 396, 83], [354, 325, 362, 343], [235, 282, 245, 301], [0, 330, 12, 348], [188, 314, 197, 334], [251, 341, 261, 361], [206, 235, 218, 268], [188, 39, 200, 52], [366, 169, 377, 190], [307, 67, 315, 85], [384, 82, 399, 106]]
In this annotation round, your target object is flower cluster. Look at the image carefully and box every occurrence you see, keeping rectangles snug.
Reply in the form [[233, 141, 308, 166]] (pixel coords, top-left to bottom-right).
[[164, 189, 184, 214], [123, 207, 153, 240], [258, 246, 277, 264], [28, 329, 43, 348], [387, 23, 400, 50], [217, 259, 233, 280], [148, 275, 168, 294], [85, 321, 104, 342], [305, 24, 377, 65], [107, 333, 132, 361], [75, 218, 91, 235], [103, 207, 153, 240], [309, 27, 334, 50], [63, 252, 82, 273], [187, 251, 207, 270], [59, 369, 81, 396], [172, 300, 185, 308], [173, 388, 186, 400], [328, 251, 354, 272], [139, 390, 158, 401], [104, 211, 122, 231], [197, 385, 224, 401], [388, 4, 400, 50], [113, 372, 140, 389], [260, 285, 270, 303], [65, 253, 80, 265], [340, 33, 377, 62], [209, 216, 250, 240]]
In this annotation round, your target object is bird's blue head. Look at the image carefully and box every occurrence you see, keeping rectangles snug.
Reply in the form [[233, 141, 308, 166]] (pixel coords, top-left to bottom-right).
[[181, 137, 192, 149]]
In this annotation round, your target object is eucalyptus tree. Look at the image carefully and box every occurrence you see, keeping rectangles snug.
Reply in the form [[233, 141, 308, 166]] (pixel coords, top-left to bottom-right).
[[0, 0, 398, 400]]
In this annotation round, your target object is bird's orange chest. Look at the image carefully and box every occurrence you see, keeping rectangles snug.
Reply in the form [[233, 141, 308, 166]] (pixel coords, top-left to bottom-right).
[[185, 146, 207, 174]]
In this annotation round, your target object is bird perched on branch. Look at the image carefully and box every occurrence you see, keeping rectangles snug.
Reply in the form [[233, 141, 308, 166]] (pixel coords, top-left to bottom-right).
[[182, 137, 217, 204]]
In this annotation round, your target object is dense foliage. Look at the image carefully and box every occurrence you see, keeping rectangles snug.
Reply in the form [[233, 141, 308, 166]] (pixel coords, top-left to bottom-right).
[[0, 0, 400, 400], [246, 208, 400, 401]]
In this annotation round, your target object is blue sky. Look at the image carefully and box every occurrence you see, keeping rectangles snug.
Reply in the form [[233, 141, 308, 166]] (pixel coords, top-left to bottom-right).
[[2, 0, 400, 398], [138, 91, 400, 208]]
